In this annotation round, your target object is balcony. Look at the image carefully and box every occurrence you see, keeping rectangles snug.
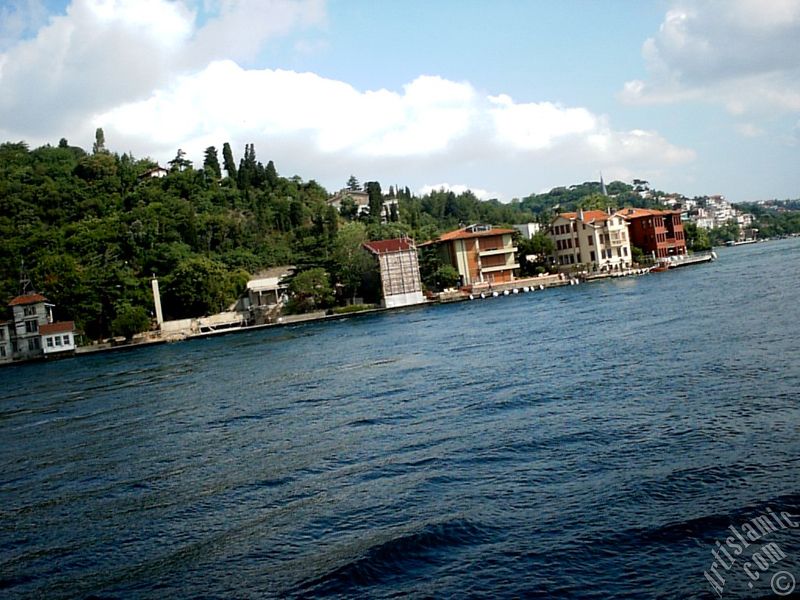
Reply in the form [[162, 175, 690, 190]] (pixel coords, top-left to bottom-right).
[[479, 246, 517, 257], [482, 263, 520, 273]]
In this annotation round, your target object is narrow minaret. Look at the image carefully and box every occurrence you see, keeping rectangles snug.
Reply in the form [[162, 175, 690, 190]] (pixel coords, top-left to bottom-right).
[[151, 276, 164, 327], [600, 172, 608, 197]]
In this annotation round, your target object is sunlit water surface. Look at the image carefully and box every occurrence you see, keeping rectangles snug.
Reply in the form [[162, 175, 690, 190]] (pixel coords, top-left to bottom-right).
[[2, 239, 799, 599]]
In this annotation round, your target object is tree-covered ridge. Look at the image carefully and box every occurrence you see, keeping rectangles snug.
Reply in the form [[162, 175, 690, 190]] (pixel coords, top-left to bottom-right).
[[0, 137, 547, 339]]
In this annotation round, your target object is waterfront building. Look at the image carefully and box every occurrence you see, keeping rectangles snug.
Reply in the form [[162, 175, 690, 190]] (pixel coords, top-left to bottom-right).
[[363, 238, 426, 308], [548, 209, 633, 273], [1, 292, 76, 363], [424, 224, 519, 286], [40, 321, 77, 356], [620, 208, 687, 259]]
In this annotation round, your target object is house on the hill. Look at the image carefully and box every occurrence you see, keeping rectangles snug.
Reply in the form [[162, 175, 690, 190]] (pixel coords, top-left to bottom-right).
[[327, 189, 398, 223]]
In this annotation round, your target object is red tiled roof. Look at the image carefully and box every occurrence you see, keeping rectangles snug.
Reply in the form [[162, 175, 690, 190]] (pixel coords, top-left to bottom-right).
[[619, 208, 679, 219], [435, 226, 516, 242], [558, 210, 612, 223], [363, 238, 416, 254], [8, 293, 48, 306], [39, 321, 75, 335]]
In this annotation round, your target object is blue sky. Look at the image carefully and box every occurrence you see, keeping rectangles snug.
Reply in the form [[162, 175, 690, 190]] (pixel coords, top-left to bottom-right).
[[1, 0, 798, 202]]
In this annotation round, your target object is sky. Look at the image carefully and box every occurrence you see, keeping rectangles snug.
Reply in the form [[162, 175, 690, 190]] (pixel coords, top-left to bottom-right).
[[1, 0, 799, 202]]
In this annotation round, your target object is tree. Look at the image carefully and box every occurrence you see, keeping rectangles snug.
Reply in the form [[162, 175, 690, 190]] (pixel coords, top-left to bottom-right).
[[683, 222, 711, 251], [222, 142, 237, 181], [238, 143, 257, 189], [517, 232, 555, 275], [203, 146, 222, 180], [346, 175, 361, 191], [265, 160, 278, 189], [287, 268, 334, 313], [111, 303, 151, 340], [365, 181, 383, 223], [92, 127, 106, 154], [339, 196, 358, 220], [332, 222, 375, 303], [435, 264, 461, 289], [168, 148, 192, 172], [164, 257, 230, 318]]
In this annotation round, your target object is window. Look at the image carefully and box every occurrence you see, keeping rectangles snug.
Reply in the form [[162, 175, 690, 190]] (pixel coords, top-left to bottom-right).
[[588, 237, 593, 246], [25, 320, 38, 333], [55, 336, 62, 346], [28, 338, 37, 351], [0, 347, 5, 357], [23, 306, 36, 317], [63, 335, 70, 346], [623, 247, 628, 256], [47, 337, 54, 347], [0, 329, 4, 341], [590, 251, 596, 262]]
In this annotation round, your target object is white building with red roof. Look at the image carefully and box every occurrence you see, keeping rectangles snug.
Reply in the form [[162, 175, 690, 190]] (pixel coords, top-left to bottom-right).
[[40, 321, 77, 356], [548, 209, 633, 273], [363, 238, 426, 308], [1, 292, 77, 363]]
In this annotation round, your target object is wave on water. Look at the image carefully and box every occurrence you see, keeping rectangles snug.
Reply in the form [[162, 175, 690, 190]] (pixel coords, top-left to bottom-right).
[[292, 518, 493, 597]]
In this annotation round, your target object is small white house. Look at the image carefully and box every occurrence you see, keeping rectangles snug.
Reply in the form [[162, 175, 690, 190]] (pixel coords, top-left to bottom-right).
[[40, 321, 76, 356]]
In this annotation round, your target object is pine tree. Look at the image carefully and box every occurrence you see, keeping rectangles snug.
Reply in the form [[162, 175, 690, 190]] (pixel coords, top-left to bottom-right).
[[346, 175, 361, 191], [365, 181, 383, 223], [222, 142, 237, 181], [92, 128, 106, 154], [265, 160, 278, 189], [203, 146, 222, 179]]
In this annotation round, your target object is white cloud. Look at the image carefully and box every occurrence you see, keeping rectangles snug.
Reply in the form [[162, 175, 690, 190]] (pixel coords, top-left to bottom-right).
[[621, 0, 800, 115], [94, 61, 694, 190], [0, 0, 325, 138], [735, 123, 766, 137], [0, 0, 695, 200]]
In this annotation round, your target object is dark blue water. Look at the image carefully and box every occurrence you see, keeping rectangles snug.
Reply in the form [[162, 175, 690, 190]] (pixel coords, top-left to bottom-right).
[[2, 239, 799, 599]]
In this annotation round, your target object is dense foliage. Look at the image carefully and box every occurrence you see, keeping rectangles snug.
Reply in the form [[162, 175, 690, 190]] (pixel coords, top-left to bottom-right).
[[6, 135, 792, 341], [0, 138, 542, 339]]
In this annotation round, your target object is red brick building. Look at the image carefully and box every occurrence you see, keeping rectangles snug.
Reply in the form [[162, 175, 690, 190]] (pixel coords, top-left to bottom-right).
[[620, 208, 687, 259]]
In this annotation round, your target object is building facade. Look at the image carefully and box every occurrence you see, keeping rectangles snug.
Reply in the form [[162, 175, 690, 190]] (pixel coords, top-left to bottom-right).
[[620, 208, 687, 258], [426, 224, 519, 286], [1, 293, 76, 364], [363, 238, 426, 308], [548, 210, 633, 273], [40, 321, 76, 356]]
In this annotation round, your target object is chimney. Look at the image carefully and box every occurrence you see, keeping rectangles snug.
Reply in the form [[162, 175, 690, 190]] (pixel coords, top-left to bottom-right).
[[578, 208, 584, 221]]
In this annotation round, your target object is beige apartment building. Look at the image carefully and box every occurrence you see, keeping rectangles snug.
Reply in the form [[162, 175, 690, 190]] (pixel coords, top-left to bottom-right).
[[548, 209, 633, 273]]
